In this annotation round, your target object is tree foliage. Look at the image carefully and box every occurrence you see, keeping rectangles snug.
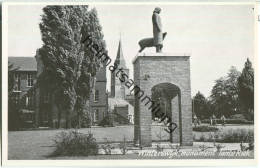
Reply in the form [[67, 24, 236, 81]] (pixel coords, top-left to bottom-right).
[[210, 66, 241, 118], [38, 6, 106, 128], [8, 62, 21, 130], [238, 58, 254, 120], [193, 91, 210, 119], [8, 62, 19, 94]]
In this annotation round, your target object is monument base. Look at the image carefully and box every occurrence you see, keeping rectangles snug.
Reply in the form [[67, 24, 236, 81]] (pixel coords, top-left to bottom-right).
[[133, 52, 193, 147]]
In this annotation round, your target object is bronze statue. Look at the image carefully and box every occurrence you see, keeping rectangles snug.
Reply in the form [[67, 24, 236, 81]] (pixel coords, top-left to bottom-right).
[[138, 7, 166, 53]]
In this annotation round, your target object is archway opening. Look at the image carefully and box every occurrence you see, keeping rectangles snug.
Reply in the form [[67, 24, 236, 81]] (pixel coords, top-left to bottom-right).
[[151, 82, 181, 143]]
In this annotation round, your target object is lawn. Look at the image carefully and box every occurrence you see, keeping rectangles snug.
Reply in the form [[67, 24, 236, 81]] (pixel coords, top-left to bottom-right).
[[8, 124, 254, 160]]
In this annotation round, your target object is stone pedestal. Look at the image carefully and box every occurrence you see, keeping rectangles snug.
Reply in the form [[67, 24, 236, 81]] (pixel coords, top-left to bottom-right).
[[133, 53, 193, 147]]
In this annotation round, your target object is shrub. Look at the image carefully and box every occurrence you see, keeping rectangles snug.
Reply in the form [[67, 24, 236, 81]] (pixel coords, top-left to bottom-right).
[[193, 125, 219, 132], [119, 136, 128, 155], [99, 116, 114, 127], [51, 130, 98, 156], [201, 119, 253, 125], [71, 112, 92, 128], [101, 138, 114, 155], [230, 114, 246, 120], [199, 134, 206, 142], [216, 128, 254, 143], [194, 128, 254, 143]]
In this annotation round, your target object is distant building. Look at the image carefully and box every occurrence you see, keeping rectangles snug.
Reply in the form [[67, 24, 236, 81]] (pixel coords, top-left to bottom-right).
[[89, 63, 108, 125], [8, 55, 108, 128], [8, 57, 37, 127], [8, 39, 134, 128]]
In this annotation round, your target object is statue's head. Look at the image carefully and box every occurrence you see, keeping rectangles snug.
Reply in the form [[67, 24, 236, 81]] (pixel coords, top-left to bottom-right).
[[154, 7, 161, 14]]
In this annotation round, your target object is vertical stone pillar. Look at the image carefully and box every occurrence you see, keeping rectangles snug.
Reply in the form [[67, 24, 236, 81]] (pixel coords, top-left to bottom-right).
[[139, 95, 152, 147], [134, 96, 140, 145], [170, 94, 180, 143], [180, 91, 193, 146]]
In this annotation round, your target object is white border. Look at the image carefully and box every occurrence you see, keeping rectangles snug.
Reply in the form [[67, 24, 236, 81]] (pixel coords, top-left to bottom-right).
[[2, 1, 259, 167]]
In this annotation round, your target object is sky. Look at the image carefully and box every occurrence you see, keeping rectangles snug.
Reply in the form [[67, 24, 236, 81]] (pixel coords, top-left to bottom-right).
[[8, 4, 255, 97]]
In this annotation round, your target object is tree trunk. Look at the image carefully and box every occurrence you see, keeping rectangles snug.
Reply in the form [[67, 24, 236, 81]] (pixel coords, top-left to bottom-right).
[[66, 89, 77, 129], [66, 109, 71, 129], [56, 103, 62, 129]]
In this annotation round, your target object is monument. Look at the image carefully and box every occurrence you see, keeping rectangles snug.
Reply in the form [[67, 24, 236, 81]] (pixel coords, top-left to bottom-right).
[[138, 7, 167, 53], [134, 7, 193, 147]]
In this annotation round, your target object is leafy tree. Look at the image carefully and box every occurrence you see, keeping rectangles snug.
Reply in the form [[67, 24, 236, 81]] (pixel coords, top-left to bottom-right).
[[210, 77, 229, 117], [210, 67, 241, 118], [225, 66, 241, 115], [238, 58, 254, 120], [38, 6, 106, 128], [8, 62, 21, 130], [193, 91, 210, 119], [8, 63, 19, 93]]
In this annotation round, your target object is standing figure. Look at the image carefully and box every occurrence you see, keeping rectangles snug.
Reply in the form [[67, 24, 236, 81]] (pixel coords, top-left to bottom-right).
[[152, 7, 163, 52]]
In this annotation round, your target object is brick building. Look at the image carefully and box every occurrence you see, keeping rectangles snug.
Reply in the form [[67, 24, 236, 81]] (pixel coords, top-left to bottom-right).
[[8, 57, 37, 127], [8, 55, 108, 128], [89, 63, 108, 125]]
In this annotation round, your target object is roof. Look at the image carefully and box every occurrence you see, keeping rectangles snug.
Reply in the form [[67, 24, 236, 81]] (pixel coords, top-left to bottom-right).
[[114, 39, 127, 69], [8, 57, 37, 71]]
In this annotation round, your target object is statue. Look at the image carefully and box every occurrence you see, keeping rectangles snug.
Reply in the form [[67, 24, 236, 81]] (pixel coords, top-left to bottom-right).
[[138, 7, 166, 53], [138, 32, 167, 53], [152, 7, 163, 52]]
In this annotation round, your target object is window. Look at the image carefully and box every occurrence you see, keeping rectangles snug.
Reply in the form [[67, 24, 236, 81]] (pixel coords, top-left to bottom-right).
[[27, 74, 33, 87], [94, 90, 99, 102], [94, 109, 99, 122], [26, 95, 33, 108], [13, 73, 21, 91]]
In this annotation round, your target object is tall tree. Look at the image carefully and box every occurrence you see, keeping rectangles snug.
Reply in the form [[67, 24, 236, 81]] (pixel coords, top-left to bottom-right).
[[193, 91, 209, 119], [210, 66, 241, 118], [210, 77, 229, 117], [8, 63, 21, 130], [238, 58, 254, 120], [38, 6, 106, 128], [225, 66, 241, 115]]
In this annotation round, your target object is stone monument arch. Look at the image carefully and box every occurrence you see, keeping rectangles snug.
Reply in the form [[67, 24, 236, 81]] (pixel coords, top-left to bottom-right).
[[133, 53, 193, 147], [133, 7, 192, 147]]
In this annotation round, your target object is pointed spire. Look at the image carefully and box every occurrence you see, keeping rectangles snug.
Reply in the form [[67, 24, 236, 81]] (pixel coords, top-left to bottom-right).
[[115, 36, 127, 69]]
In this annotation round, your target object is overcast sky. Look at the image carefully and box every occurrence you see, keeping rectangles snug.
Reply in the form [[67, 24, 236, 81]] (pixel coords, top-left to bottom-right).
[[8, 4, 255, 97]]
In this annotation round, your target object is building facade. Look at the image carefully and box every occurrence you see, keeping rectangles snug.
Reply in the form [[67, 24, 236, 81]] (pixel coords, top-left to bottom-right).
[[9, 55, 108, 128], [8, 57, 37, 127], [89, 63, 108, 125]]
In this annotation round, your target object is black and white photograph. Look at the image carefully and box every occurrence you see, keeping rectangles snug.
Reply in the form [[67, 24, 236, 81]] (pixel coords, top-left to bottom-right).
[[1, 1, 258, 166]]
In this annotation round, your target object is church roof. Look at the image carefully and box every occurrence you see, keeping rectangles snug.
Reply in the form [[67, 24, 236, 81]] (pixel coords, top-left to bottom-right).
[[114, 39, 127, 69], [8, 57, 37, 71]]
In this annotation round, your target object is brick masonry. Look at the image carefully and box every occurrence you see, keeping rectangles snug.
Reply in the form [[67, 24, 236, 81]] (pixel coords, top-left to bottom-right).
[[133, 53, 193, 147]]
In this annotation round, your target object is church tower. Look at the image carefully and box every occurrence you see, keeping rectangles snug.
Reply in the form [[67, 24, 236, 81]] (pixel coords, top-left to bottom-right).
[[111, 38, 129, 99]]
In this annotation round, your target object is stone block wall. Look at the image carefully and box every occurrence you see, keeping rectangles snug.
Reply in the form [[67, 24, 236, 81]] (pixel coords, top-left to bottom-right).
[[133, 53, 193, 146]]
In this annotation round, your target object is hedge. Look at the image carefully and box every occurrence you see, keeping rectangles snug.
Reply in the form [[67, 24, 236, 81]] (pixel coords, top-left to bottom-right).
[[201, 119, 253, 125], [193, 125, 219, 132]]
